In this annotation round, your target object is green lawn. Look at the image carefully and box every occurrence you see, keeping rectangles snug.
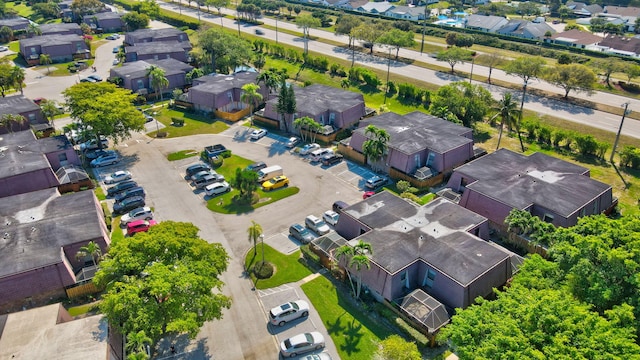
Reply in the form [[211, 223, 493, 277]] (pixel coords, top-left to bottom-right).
[[167, 149, 200, 161], [67, 303, 97, 316], [7, 1, 34, 18], [148, 108, 229, 137], [244, 243, 312, 289], [94, 186, 106, 201], [111, 217, 124, 243], [301, 276, 394, 360]]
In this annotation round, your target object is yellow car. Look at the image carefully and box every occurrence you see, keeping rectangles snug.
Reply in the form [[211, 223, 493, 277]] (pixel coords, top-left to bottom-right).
[[262, 176, 289, 191]]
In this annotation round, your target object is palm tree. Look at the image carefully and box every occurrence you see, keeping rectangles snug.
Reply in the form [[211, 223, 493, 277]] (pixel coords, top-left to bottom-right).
[[10, 66, 25, 95], [186, 68, 204, 84], [240, 83, 263, 127], [76, 241, 102, 268], [362, 125, 390, 172], [40, 100, 61, 128], [490, 93, 521, 150], [293, 116, 311, 141], [307, 118, 323, 144], [257, 69, 283, 97], [247, 220, 263, 258], [146, 65, 169, 102], [39, 54, 52, 75], [126, 330, 152, 357], [27, 23, 42, 36], [0, 114, 26, 133], [334, 240, 373, 299]]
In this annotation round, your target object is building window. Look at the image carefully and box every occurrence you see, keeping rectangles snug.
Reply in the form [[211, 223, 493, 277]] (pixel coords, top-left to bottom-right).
[[542, 213, 554, 223], [414, 154, 420, 168], [58, 153, 68, 162], [137, 80, 144, 90], [401, 271, 409, 288], [329, 113, 335, 124], [593, 200, 599, 214], [580, 208, 586, 218], [179, 34, 185, 41], [423, 269, 436, 289], [227, 91, 232, 100], [28, 113, 35, 121], [153, 55, 158, 60]]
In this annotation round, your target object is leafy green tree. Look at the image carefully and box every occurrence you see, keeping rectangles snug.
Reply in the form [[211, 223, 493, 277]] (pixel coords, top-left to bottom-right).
[[0, 26, 13, 43], [186, 68, 204, 84], [126, 330, 152, 357], [351, 22, 385, 54], [247, 220, 263, 258], [624, 62, 640, 83], [39, 53, 52, 75], [589, 17, 606, 33], [516, 1, 540, 17], [71, 0, 103, 17], [362, 124, 390, 172], [76, 241, 102, 268], [558, 6, 571, 22], [95, 222, 231, 352], [276, 80, 296, 133], [335, 240, 373, 299], [374, 335, 421, 360], [32, 2, 60, 20], [207, 0, 230, 27], [504, 56, 546, 85], [257, 68, 284, 96], [436, 46, 472, 74], [9, 65, 25, 95], [240, 83, 263, 127], [377, 28, 416, 60], [198, 28, 253, 73], [63, 82, 145, 146], [147, 65, 169, 101], [592, 57, 624, 87], [484, 52, 505, 84], [0, 114, 26, 133], [122, 12, 150, 31], [335, 14, 362, 48], [27, 22, 42, 37], [295, 14, 321, 54], [545, 63, 596, 99], [132, 0, 159, 18], [430, 81, 493, 128], [293, 116, 311, 142], [231, 168, 259, 203], [489, 93, 521, 150]]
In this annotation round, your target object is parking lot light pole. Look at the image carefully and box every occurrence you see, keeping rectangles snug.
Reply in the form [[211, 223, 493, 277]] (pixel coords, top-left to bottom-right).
[[260, 234, 265, 264]]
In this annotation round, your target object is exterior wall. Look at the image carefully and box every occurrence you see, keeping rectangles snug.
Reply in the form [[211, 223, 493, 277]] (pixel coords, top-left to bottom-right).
[[0, 168, 59, 198], [465, 257, 510, 307], [44, 149, 81, 170], [446, 171, 478, 192], [440, 143, 474, 172], [458, 189, 515, 227], [99, 19, 123, 32], [335, 213, 371, 240], [416, 261, 466, 309], [131, 51, 188, 63], [0, 262, 75, 309], [337, 103, 365, 129], [166, 72, 187, 90]]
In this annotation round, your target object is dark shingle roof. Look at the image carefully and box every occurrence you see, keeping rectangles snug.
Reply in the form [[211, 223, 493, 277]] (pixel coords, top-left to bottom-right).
[[455, 149, 612, 217], [20, 34, 83, 47], [111, 59, 193, 78], [190, 72, 259, 95], [0, 131, 63, 179], [38, 23, 81, 34], [0, 95, 40, 117], [265, 84, 364, 116], [355, 111, 472, 154], [125, 41, 191, 56], [126, 28, 187, 43]]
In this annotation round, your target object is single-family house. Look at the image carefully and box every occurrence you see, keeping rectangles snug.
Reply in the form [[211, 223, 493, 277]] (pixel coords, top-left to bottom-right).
[[602, 6, 640, 32], [566, 1, 603, 17], [0, 188, 110, 310], [110, 58, 193, 96], [545, 29, 603, 50], [20, 34, 90, 65], [38, 23, 83, 36], [330, 192, 518, 311], [187, 72, 267, 114], [0, 304, 121, 359], [496, 19, 555, 40], [124, 41, 192, 63], [0, 17, 30, 32], [261, 84, 366, 134], [357, 1, 395, 14], [447, 148, 615, 229], [465, 14, 509, 33], [124, 28, 190, 46], [0, 130, 80, 197], [337, 0, 369, 10], [347, 111, 474, 178], [598, 35, 640, 57], [0, 95, 46, 133], [83, 11, 124, 33], [384, 6, 427, 21], [324, 0, 351, 7], [58, 0, 74, 20]]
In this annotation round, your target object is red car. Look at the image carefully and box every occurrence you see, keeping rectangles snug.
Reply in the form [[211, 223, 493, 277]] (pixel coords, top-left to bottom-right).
[[126, 219, 157, 236], [363, 191, 376, 199]]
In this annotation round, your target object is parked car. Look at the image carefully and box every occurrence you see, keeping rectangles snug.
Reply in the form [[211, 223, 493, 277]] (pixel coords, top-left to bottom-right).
[[301, 353, 333, 360], [80, 77, 96, 83], [114, 186, 145, 202], [106, 180, 137, 197], [332, 201, 349, 214], [262, 175, 289, 191], [112, 59, 120, 65], [104, 170, 132, 184], [85, 149, 115, 160], [126, 219, 157, 236], [289, 223, 314, 244], [250, 128, 268, 140], [365, 175, 387, 190], [80, 136, 109, 151], [322, 154, 343, 166], [205, 181, 230, 196], [309, 148, 334, 163], [363, 191, 376, 199], [300, 143, 320, 156], [0, 46, 8, 52], [185, 163, 210, 179], [322, 210, 339, 226], [269, 300, 310, 327], [194, 174, 222, 189], [305, 215, 330, 235], [106, 34, 120, 40], [87, 74, 103, 82], [90, 154, 119, 167], [246, 161, 267, 172], [286, 136, 300, 148], [280, 332, 325, 358], [113, 46, 120, 53], [120, 206, 153, 225], [113, 196, 145, 215], [143, 113, 155, 123]]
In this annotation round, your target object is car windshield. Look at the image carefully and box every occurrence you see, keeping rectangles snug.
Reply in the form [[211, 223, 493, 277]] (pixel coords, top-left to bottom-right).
[[284, 339, 293, 348], [304, 333, 313, 343], [291, 302, 299, 310]]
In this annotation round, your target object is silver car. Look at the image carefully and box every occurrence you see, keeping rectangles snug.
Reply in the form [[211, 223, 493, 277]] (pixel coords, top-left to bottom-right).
[[305, 215, 330, 235], [280, 332, 325, 358], [120, 206, 154, 225]]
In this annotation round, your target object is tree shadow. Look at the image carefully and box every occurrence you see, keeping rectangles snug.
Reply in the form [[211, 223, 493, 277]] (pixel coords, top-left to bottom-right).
[[340, 318, 365, 356]]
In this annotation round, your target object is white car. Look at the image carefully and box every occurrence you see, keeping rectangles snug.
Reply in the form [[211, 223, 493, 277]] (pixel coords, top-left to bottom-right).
[[0, 46, 8, 52], [205, 181, 230, 196], [322, 210, 339, 226], [301, 353, 333, 360], [104, 170, 132, 184], [250, 129, 268, 140], [300, 143, 320, 155], [120, 206, 154, 225], [79, 136, 109, 151], [286, 136, 300, 148], [269, 300, 310, 326], [305, 215, 330, 235], [112, 59, 120, 65], [280, 332, 325, 358], [309, 148, 334, 163]]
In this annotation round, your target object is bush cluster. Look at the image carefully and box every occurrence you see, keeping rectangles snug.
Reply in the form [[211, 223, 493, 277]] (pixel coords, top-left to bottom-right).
[[520, 119, 610, 158]]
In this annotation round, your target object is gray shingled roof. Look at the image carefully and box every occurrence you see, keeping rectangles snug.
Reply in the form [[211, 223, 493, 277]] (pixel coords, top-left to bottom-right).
[[466, 14, 507, 30], [0, 131, 59, 179], [190, 72, 259, 95], [0, 17, 29, 28], [275, 84, 365, 115], [0, 188, 104, 278], [20, 34, 83, 47], [126, 28, 187, 43], [344, 192, 510, 285], [125, 41, 191, 56], [355, 111, 472, 154], [455, 149, 612, 217], [38, 23, 81, 34], [112, 58, 193, 78], [0, 95, 40, 117]]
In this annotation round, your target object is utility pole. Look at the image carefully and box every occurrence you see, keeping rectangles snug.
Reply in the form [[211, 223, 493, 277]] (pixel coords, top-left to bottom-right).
[[384, 47, 392, 104], [420, 4, 428, 55], [611, 102, 631, 163]]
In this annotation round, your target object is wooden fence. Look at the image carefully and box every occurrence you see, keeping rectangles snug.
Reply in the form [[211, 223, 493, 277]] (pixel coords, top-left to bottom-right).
[[215, 107, 250, 122], [337, 143, 365, 165], [66, 281, 100, 299], [388, 167, 446, 189]]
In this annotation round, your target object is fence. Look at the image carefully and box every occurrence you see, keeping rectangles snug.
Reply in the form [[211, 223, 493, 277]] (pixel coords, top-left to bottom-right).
[[337, 143, 365, 165], [215, 107, 250, 122], [66, 281, 100, 299]]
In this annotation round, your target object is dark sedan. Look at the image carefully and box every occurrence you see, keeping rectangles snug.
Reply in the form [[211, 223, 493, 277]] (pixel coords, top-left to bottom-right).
[[113, 196, 145, 215]]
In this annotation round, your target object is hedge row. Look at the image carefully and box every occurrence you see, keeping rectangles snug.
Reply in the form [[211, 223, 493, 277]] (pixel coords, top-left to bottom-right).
[[105, 0, 200, 29]]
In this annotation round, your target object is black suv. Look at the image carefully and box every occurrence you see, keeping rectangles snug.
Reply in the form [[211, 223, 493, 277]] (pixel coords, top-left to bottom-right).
[[322, 154, 344, 166], [106, 180, 138, 197], [113, 196, 145, 215]]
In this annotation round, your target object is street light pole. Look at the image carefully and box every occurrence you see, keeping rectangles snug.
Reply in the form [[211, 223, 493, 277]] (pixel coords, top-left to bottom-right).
[[383, 47, 392, 104], [260, 234, 265, 264], [420, 6, 428, 55], [469, 56, 475, 84], [275, 15, 279, 44], [516, 79, 528, 152], [611, 102, 631, 163]]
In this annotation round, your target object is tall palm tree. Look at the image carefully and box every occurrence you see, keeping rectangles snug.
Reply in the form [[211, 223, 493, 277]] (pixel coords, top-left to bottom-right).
[[40, 100, 61, 129], [335, 240, 373, 299], [127, 330, 152, 357], [0, 114, 26, 133], [39, 54, 52, 75], [362, 125, 390, 172], [27, 22, 42, 36], [247, 220, 263, 258], [307, 118, 323, 144], [256, 69, 283, 97], [240, 83, 263, 127], [146, 65, 169, 102], [490, 93, 521, 150], [10, 66, 25, 95], [76, 241, 102, 268]]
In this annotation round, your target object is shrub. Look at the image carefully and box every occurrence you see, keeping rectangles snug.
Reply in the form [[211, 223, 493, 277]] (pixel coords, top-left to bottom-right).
[[303, 80, 313, 87], [620, 146, 640, 169], [401, 192, 420, 203], [172, 118, 185, 126], [552, 130, 568, 147], [300, 244, 320, 264], [220, 150, 232, 158], [386, 81, 397, 95], [253, 261, 274, 279], [574, 134, 598, 156], [537, 125, 552, 145], [360, 69, 381, 88]]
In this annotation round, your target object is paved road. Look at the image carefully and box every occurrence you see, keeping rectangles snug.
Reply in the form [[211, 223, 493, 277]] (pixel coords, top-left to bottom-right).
[[157, 2, 640, 140]]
